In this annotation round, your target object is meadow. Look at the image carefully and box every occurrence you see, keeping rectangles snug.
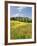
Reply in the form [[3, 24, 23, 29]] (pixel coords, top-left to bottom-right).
[[10, 19, 32, 39]]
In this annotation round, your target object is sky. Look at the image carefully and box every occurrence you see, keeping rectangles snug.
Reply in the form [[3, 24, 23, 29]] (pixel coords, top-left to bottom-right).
[[10, 6, 32, 19]]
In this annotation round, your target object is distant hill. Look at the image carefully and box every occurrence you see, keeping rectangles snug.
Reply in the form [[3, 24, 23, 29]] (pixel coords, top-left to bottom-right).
[[10, 17, 32, 23]]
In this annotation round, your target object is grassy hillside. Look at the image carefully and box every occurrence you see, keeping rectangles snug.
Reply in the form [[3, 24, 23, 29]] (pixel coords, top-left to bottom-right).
[[10, 20, 32, 39]]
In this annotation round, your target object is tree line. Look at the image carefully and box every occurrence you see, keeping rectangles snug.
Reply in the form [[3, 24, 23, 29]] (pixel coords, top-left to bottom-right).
[[10, 17, 32, 23]]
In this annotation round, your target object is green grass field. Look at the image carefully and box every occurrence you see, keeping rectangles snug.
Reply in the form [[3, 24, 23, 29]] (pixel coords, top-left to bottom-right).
[[10, 20, 32, 39]]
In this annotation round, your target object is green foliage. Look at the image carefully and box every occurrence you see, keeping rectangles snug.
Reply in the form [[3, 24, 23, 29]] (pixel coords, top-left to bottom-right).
[[10, 17, 32, 23]]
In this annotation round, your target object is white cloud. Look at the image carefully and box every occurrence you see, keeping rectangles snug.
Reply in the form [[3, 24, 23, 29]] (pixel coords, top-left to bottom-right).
[[17, 7, 23, 12], [10, 13, 19, 17], [16, 13, 24, 17], [17, 6, 26, 12], [10, 13, 25, 17], [17, 7, 23, 10], [14, 13, 19, 17]]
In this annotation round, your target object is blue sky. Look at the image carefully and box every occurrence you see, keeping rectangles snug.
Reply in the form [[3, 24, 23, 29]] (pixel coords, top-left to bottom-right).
[[10, 6, 32, 18]]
